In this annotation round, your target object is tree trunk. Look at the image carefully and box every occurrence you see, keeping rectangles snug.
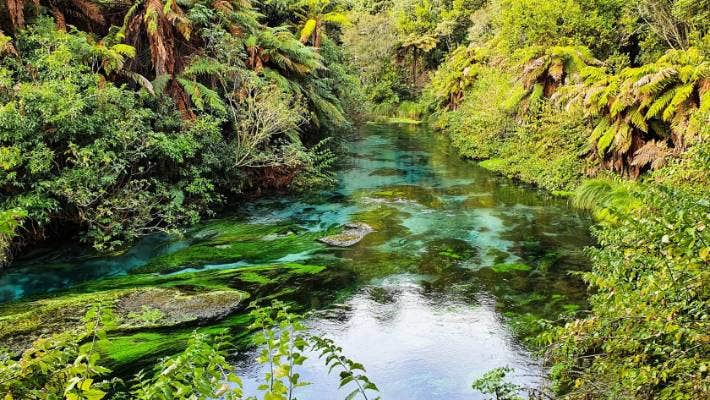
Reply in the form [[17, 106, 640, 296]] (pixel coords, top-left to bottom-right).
[[412, 47, 417, 85], [314, 19, 322, 49]]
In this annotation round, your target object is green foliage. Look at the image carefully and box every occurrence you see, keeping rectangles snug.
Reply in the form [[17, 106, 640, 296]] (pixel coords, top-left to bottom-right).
[[290, 137, 338, 192], [429, 45, 488, 109], [0, 0, 363, 261], [0, 208, 26, 266], [311, 337, 380, 400], [248, 300, 310, 400], [471, 367, 524, 400], [514, 45, 601, 111], [550, 181, 710, 399], [492, 0, 583, 52], [434, 66, 517, 160], [0, 306, 115, 400], [558, 47, 709, 176], [438, 70, 590, 192], [0, 18, 224, 252], [132, 332, 243, 400]]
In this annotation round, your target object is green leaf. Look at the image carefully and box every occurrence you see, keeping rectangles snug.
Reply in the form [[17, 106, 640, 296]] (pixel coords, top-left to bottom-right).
[[300, 19, 317, 43]]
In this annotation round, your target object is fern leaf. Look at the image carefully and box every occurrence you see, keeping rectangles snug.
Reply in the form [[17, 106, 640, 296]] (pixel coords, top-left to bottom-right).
[[663, 83, 694, 121], [613, 123, 632, 154], [645, 90, 674, 119], [628, 108, 648, 132], [300, 19, 317, 43], [597, 123, 616, 155]]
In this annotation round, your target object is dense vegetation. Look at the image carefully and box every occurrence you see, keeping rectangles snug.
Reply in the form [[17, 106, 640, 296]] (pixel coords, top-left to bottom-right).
[[342, 0, 708, 398], [0, 0, 708, 399], [0, 0, 361, 265]]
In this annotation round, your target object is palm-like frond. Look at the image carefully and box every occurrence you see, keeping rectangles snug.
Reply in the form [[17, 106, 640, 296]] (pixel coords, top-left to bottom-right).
[[429, 45, 488, 109], [299, 18, 317, 43], [558, 47, 707, 176], [517, 45, 602, 109]]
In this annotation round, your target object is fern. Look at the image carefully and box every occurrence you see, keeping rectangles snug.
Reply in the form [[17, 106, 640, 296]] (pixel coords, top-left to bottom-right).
[[558, 47, 707, 175], [176, 77, 226, 115]]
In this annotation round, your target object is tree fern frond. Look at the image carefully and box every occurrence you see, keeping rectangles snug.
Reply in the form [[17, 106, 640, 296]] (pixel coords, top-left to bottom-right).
[[152, 74, 171, 95], [662, 83, 694, 121], [628, 108, 648, 132], [645, 90, 674, 119], [597, 123, 616, 155], [322, 12, 349, 26], [631, 140, 669, 169], [177, 78, 226, 115], [299, 19, 317, 43], [613, 122, 632, 154]]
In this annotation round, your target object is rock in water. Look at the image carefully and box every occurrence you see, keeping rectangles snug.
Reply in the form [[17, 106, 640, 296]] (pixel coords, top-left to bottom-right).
[[116, 288, 245, 327], [319, 222, 374, 247]]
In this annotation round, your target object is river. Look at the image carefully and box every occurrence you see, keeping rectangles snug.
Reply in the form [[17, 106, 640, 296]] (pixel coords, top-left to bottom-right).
[[0, 123, 594, 399]]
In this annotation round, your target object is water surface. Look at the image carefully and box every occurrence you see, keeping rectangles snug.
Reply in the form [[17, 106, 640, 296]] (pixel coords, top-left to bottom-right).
[[0, 124, 593, 399]]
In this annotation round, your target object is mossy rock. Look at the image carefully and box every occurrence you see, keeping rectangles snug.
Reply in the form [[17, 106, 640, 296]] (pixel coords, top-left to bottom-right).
[[0, 290, 127, 353], [319, 223, 374, 247], [116, 287, 247, 329]]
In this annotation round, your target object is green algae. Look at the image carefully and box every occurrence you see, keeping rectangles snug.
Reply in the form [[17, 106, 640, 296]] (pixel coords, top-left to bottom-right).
[[486, 248, 511, 264], [461, 195, 497, 209], [369, 167, 403, 177], [104, 331, 187, 367], [238, 271, 273, 284], [133, 221, 327, 274], [363, 185, 445, 209], [491, 263, 532, 273], [0, 262, 332, 356], [102, 315, 251, 370], [419, 238, 478, 274], [353, 184, 444, 209]]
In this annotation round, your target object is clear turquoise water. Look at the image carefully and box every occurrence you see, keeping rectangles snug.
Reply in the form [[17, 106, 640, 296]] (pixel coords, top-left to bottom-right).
[[232, 125, 594, 399], [0, 123, 594, 399]]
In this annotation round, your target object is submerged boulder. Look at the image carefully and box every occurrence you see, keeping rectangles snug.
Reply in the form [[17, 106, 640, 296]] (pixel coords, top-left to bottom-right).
[[319, 222, 374, 247], [0, 286, 246, 353], [116, 288, 245, 328]]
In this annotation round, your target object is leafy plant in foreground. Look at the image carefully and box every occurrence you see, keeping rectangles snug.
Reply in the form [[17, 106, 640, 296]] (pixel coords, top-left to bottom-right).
[[132, 332, 243, 400], [471, 367, 523, 400], [0, 305, 116, 400], [311, 337, 380, 400], [248, 300, 311, 400]]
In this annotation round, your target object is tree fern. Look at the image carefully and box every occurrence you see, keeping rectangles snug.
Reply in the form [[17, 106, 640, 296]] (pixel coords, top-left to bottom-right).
[[558, 47, 708, 176], [429, 45, 488, 109], [515, 45, 601, 111]]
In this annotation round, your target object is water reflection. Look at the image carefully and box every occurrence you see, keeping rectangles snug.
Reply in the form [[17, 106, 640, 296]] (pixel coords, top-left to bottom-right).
[[238, 274, 543, 400]]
